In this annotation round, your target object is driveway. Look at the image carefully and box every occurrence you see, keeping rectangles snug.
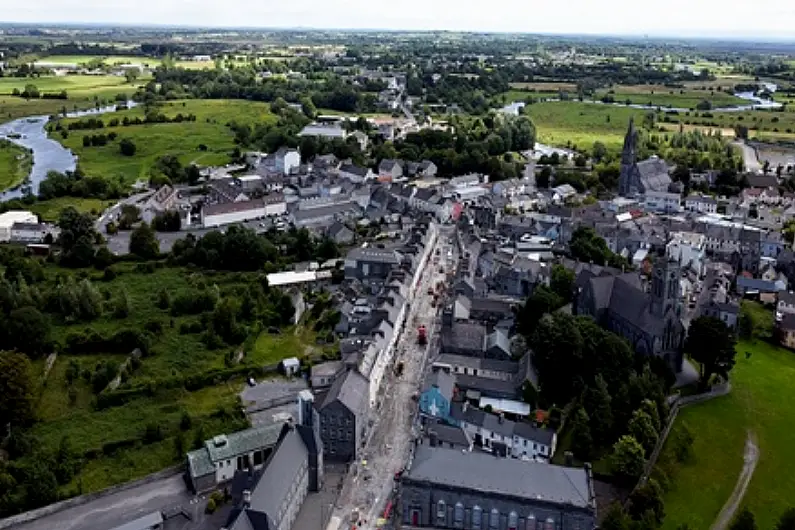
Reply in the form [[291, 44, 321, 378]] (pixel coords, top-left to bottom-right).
[[12, 474, 190, 530]]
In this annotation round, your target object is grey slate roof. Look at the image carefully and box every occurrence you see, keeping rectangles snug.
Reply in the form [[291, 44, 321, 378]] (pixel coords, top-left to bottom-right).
[[406, 445, 592, 509], [339, 163, 371, 178], [779, 291, 795, 306], [347, 247, 400, 264], [319, 369, 369, 417], [422, 370, 456, 401], [637, 158, 672, 193], [485, 329, 511, 356], [440, 322, 487, 353], [453, 374, 517, 397], [427, 423, 471, 447]]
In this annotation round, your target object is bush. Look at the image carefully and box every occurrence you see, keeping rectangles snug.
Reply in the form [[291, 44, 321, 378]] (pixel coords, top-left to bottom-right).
[[205, 498, 216, 514], [180, 411, 193, 431], [119, 138, 137, 156], [143, 423, 164, 443]]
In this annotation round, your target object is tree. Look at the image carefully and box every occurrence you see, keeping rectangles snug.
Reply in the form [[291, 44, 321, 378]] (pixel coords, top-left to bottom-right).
[[730, 508, 757, 530], [0, 351, 36, 428], [549, 264, 575, 302], [592, 141, 608, 163], [114, 288, 130, 319], [58, 207, 97, 268], [22, 460, 58, 508], [300, 96, 317, 119], [129, 223, 160, 259], [583, 375, 613, 445], [600, 503, 632, 530], [517, 285, 564, 337], [124, 67, 140, 84], [777, 508, 795, 530], [610, 435, 645, 480], [5, 307, 52, 356], [684, 316, 737, 386], [628, 478, 664, 522], [570, 407, 593, 461], [119, 138, 137, 156], [628, 409, 659, 454]]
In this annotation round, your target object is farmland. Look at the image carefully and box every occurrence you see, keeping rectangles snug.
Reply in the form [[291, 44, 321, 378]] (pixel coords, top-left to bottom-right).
[[0, 74, 147, 121], [594, 84, 749, 109], [660, 340, 795, 530], [34, 54, 217, 70], [0, 139, 32, 192], [54, 99, 277, 184]]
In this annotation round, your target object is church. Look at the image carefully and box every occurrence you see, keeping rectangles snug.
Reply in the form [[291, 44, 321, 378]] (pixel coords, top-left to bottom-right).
[[618, 118, 673, 197], [574, 255, 686, 373]]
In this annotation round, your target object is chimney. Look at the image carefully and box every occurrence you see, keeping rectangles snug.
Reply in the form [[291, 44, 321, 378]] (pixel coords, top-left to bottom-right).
[[243, 490, 252, 507]]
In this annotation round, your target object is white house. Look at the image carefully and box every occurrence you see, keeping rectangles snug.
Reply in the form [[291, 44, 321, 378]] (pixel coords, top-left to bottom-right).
[[0, 210, 38, 242], [644, 190, 681, 214], [667, 232, 707, 277], [275, 147, 301, 176], [263, 193, 288, 217], [684, 194, 717, 214], [338, 163, 375, 183]]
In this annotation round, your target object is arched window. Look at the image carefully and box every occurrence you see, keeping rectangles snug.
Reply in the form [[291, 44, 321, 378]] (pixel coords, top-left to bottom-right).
[[545, 517, 555, 530], [525, 514, 536, 530], [508, 511, 519, 530], [472, 505, 483, 530], [489, 508, 500, 529], [437, 500, 446, 525], [454, 503, 464, 528]]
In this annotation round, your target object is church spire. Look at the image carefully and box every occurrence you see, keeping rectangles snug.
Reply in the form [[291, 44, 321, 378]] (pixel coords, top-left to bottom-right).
[[622, 118, 637, 163]]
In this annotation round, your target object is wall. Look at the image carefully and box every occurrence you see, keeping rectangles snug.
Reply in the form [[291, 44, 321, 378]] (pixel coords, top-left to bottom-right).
[[202, 205, 266, 228]]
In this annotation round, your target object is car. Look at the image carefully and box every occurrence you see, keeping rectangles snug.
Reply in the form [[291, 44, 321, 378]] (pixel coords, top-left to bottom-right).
[[247, 377, 256, 387]]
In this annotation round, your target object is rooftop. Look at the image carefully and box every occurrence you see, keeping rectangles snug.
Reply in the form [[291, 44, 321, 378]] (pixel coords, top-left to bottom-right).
[[187, 422, 285, 478], [405, 445, 593, 509]]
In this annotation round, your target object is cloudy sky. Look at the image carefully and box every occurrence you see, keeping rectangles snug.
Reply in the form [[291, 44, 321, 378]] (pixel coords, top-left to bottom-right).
[[5, 0, 795, 39]]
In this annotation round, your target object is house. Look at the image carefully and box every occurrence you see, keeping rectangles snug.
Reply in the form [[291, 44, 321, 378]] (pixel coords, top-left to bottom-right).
[[619, 119, 672, 197], [644, 190, 681, 214], [700, 300, 740, 330], [0, 211, 38, 242], [338, 163, 375, 183], [141, 184, 180, 223], [186, 422, 286, 492], [778, 291, 795, 320], [9, 222, 60, 244], [344, 247, 401, 283], [209, 179, 250, 204], [327, 221, 355, 245], [350, 130, 369, 151], [435, 354, 519, 382], [575, 256, 685, 372], [299, 124, 347, 140], [736, 276, 786, 301], [667, 232, 707, 278], [225, 391, 323, 530], [275, 147, 301, 176], [778, 314, 795, 350], [440, 319, 487, 357], [316, 369, 369, 462], [484, 329, 512, 360], [746, 173, 778, 189], [201, 199, 267, 228], [551, 184, 577, 204], [421, 424, 473, 452], [450, 174, 481, 189], [378, 159, 404, 182], [684, 194, 717, 214], [281, 357, 300, 377], [741, 186, 780, 207], [310, 361, 344, 389], [419, 370, 456, 422], [450, 402, 556, 461], [399, 445, 595, 530]]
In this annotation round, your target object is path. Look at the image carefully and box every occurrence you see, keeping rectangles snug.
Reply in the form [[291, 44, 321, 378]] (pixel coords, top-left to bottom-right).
[[710, 432, 760, 530], [731, 141, 762, 174]]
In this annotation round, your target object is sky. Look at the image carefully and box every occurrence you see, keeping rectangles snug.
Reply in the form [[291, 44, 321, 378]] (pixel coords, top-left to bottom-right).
[[5, 0, 795, 39]]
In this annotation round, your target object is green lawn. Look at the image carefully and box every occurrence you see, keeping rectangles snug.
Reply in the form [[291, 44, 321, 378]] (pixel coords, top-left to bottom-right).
[[0, 139, 32, 191], [0, 74, 147, 121], [595, 85, 749, 110], [35, 55, 217, 70], [28, 197, 113, 222], [55, 99, 277, 184], [661, 339, 795, 530]]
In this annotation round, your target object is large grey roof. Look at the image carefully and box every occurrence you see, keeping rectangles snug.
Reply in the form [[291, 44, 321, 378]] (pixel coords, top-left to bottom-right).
[[485, 329, 511, 356], [406, 445, 592, 509], [637, 158, 671, 193], [427, 423, 471, 447], [347, 247, 400, 264], [320, 369, 369, 416], [436, 353, 519, 375], [248, 427, 308, 524], [187, 423, 285, 478], [440, 322, 487, 353], [422, 370, 456, 401], [453, 374, 517, 397]]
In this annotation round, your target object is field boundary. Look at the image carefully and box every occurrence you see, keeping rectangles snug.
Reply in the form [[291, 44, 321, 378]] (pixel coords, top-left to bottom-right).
[[0, 465, 182, 530]]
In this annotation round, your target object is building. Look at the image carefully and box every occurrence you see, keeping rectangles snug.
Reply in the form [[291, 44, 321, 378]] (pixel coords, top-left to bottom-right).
[[299, 124, 347, 140], [778, 314, 795, 350], [435, 354, 518, 383], [419, 370, 456, 422], [338, 163, 375, 183], [450, 402, 556, 461], [420, 424, 473, 452], [575, 256, 686, 372], [225, 391, 323, 530], [275, 147, 300, 176], [618, 119, 672, 197], [667, 232, 707, 277], [201, 199, 267, 228], [778, 291, 795, 320], [9, 222, 60, 244], [310, 361, 344, 389], [684, 194, 717, 214], [400, 445, 596, 530], [316, 369, 370, 462], [378, 159, 404, 181], [0, 211, 37, 242], [186, 422, 286, 492], [344, 247, 401, 283], [141, 185, 180, 223], [644, 190, 681, 214]]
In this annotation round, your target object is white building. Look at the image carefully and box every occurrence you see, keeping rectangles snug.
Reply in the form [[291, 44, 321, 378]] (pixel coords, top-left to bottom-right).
[[201, 199, 267, 228], [299, 124, 347, 140], [10, 222, 60, 244], [684, 194, 717, 214], [667, 232, 707, 277], [275, 147, 301, 176], [644, 190, 681, 214], [0, 211, 38, 242]]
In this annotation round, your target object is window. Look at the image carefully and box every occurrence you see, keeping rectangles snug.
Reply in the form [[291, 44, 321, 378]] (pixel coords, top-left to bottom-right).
[[472, 505, 482, 530], [489, 508, 500, 529], [545, 517, 555, 530], [437, 500, 446, 525], [525, 515, 536, 530], [226, 460, 231, 466], [454, 503, 464, 528], [508, 511, 519, 530]]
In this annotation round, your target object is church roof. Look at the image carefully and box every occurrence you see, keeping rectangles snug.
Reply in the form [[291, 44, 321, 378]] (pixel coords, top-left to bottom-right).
[[587, 272, 667, 335], [637, 158, 672, 193]]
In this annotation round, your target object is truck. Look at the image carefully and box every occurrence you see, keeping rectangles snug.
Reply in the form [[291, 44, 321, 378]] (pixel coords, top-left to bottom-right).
[[417, 325, 427, 346]]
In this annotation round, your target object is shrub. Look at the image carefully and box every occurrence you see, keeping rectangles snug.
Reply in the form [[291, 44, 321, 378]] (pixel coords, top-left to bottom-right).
[[143, 423, 164, 443], [205, 498, 216, 514]]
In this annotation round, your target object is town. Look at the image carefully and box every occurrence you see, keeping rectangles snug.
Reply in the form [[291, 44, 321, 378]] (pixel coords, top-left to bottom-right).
[[1, 22, 795, 530]]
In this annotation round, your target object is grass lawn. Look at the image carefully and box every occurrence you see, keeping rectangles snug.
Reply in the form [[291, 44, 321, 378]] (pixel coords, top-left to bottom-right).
[[595, 84, 749, 109], [509, 82, 579, 92], [55, 99, 277, 184], [0, 139, 32, 191], [523, 101, 650, 150], [660, 339, 795, 530], [28, 197, 113, 222], [0, 75, 148, 121]]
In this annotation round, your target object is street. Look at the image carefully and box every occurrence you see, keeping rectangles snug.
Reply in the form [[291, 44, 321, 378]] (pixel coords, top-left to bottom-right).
[[330, 225, 453, 530]]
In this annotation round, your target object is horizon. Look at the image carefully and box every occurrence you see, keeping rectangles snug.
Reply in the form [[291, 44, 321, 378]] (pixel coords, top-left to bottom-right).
[[3, 0, 795, 41]]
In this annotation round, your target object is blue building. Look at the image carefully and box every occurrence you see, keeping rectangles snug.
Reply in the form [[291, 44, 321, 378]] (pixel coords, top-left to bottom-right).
[[419, 370, 456, 422]]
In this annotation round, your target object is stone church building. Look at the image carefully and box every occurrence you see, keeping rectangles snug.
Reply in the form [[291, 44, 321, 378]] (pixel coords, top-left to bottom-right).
[[575, 256, 686, 373], [618, 118, 673, 197]]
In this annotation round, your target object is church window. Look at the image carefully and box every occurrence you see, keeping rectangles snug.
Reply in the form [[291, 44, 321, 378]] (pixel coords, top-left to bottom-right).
[[454, 503, 464, 527], [489, 508, 500, 529], [472, 506, 483, 530], [437, 500, 446, 525], [508, 511, 519, 530]]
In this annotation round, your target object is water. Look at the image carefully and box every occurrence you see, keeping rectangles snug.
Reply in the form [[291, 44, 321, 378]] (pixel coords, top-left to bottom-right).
[[0, 102, 138, 200]]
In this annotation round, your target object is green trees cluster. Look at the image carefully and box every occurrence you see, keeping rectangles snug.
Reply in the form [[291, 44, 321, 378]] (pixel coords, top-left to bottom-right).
[[569, 227, 630, 269], [684, 316, 738, 388], [38, 169, 124, 202]]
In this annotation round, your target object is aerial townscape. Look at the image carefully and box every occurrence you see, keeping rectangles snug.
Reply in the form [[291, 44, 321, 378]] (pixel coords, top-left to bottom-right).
[[3, 9, 795, 530]]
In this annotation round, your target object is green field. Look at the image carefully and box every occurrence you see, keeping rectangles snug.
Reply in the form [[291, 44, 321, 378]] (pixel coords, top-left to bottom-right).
[[0, 139, 32, 191], [0, 75, 147, 121], [35, 54, 217, 70], [660, 339, 795, 530], [28, 197, 113, 222], [595, 84, 749, 110], [55, 99, 277, 184]]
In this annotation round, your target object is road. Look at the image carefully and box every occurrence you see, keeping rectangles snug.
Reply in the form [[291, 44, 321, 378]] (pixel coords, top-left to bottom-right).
[[331, 225, 452, 530], [711, 432, 760, 530], [732, 140, 762, 174]]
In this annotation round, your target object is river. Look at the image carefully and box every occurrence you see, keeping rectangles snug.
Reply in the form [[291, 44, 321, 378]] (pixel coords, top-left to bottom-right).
[[0, 102, 137, 200]]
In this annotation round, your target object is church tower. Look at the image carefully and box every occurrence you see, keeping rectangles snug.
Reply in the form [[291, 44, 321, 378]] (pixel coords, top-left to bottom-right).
[[650, 255, 680, 318], [618, 119, 639, 197]]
